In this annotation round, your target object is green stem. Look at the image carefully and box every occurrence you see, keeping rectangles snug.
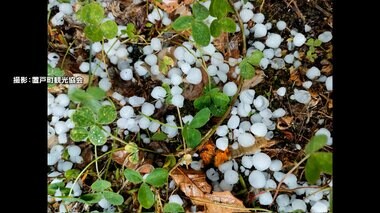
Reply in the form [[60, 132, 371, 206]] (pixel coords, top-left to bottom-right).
[[60, 41, 75, 69], [141, 113, 182, 129], [94, 145, 100, 179]]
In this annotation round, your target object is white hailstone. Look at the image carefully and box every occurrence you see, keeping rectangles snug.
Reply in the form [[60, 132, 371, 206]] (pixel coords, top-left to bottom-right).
[[171, 86, 183, 95], [292, 199, 307, 212], [151, 86, 167, 100], [206, 65, 217, 76], [201, 43, 216, 56], [276, 194, 290, 207], [216, 71, 227, 83], [242, 156, 253, 169], [211, 52, 224, 66], [292, 89, 311, 104], [91, 42, 102, 53], [48, 153, 60, 166], [238, 133, 255, 147], [240, 9, 254, 22], [249, 114, 261, 124], [253, 95, 269, 111], [51, 12, 65, 26], [315, 128, 331, 138], [149, 64, 160, 75], [142, 46, 153, 56], [141, 103, 155, 116], [172, 95, 184, 107], [59, 3, 73, 15], [218, 161, 233, 173], [311, 201, 328, 213], [216, 125, 229, 137], [224, 170, 239, 184], [259, 109, 272, 119], [293, 60, 302, 69], [265, 33, 282, 49], [162, 16, 172, 26], [162, 122, 178, 138], [181, 115, 192, 125], [120, 106, 135, 119], [307, 188, 324, 201], [253, 24, 267, 38], [258, 192, 273, 205], [54, 121, 69, 135], [144, 54, 157, 66], [148, 121, 160, 133], [101, 145, 108, 152], [250, 123, 268, 137], [206, 168, 219, 181], [223, 82, 238, 97], [239, 89, 255, 104], [55, 94, 70, 107], [293, 33, 306, 47], [272, 108, 286, 118], [119, 68, 133, 81], [170, 74, 182, 86], [252, 41, 265, 51], [169, 194, 184, 206], [283, 174, 297, 187], [186, 68, 202, 84], [303, 81, 313, 89], [304, 24, 312, 32], [134, 61, 149, 76], [249, 170, 266, 188], [237, 103, 251, 117], [259, 58, 269, 69], [129, 96, 145, 107], [155, 100, 163, 109], [98, 78, 111, 91], [219, 180, 233, 191], [231, 107, 238, 115], [218, 63, 229, 73], [239, 121, 251, 132], [116, 47, 128, 58], [174, 46, 185, 61], [253, 13, 265, 23], [264, 22, 272, 30], [265, 179, 277, 189], [190, 161, 202, 171], [98, 198, 111, 209], [326, 76, 333, 91], [184, 50, 197, 65], [271, 58, 285, 70], [284, 54, 294, 64], [150, 38, 162, 51], [263, 49, 274, 59], [54, 188, 63, 201], [110, 55, 119, 65], [273, 171, 285, 182], [269, 159, 283, 172], [216, 137, 229, 151], [58, 133, 67, 144], [51, 105, 65, 117], [111, 92, 124, 101], [252, 152, 271, 171], [61, 161, 73, 171], [276, 20, 287, 31], [317, 75, 327, 83], [227, 115, 240, 129], [79, 62, 90, 73], [48, 171, 62, 178], [139, 117, 151, 129], [306, 66, 321, 80], [318, 31, 332, 43]]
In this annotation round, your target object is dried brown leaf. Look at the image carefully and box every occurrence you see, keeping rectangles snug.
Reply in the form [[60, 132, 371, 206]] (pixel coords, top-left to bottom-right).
[[150, 0, 180, 13], [277, 116, 294, 130], [175, 4, 192, 16], [230, 137, 276, 159], [241, 70, 265, 90], [137, 164, 154, 174], [213, 32, 228, 55], [191, 191, 249, 213], [183, 66, 208, 100], [289, 67, 302, 86], [170, 167, 212, 198]]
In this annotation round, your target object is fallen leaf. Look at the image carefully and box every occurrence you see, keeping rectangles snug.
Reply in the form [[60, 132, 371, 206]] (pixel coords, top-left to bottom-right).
[[214, 149, 230, 167], [150, 0, 180, 13], [175, 4, 192, 16], [48, 135, 58, 149], [241, 70, 265, 90], [199, 140, 216, 166], [111, 150, 143, 169], [137, 164, 154, 174], [191, 191, 249, 213], [289, 67, 302, 86], [277, 116, 294, 130], [230, 137, 276, 159], [183, 66, 208, 100], [213, 32, 228, 55], [170, 167, 212, 198]]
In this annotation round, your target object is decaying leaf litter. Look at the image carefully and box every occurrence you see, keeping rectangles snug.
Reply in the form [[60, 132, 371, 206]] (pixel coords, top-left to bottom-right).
[[48, 0, 332, 212]]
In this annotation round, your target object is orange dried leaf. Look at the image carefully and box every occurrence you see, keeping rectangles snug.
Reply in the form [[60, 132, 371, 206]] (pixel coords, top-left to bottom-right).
[[199, 141, 216, 166], [170, 167, 212, 198], [214, 149, 230, 167]]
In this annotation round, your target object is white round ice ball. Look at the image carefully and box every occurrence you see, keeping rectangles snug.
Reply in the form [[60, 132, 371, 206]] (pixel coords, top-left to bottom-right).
[[224, 170, 239, 184], [293, 33, 306, 47], [259, 192, 273, 205], [252, 152, 271, 171], [250, 123, 268, 137], [269, 159, 282, 171], [186, 68, 202, 84], [238, 133, 255, 147], [265, 34, 282, 48], [326, 76, 333, 91], [223, 82, 238, 96], [151, 86, 167, 99], [276, 20, 287, 31]]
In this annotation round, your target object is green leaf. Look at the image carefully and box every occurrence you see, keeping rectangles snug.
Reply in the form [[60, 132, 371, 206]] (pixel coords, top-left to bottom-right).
[[246, 50, 264, 66], [209, 104, 228, 117], [191, 20, 210, 46], [189, 108, 211, 128], [211, 92, 230, 107], [313, 152, 332, 175], [172, 16, 194, 31], [314, 39, 322, 47], [194, 95, 211, 111], [124, 169, 143, 184], [138, 183, 155, 209], [86, 87, 106, 100], [183, 126, 202, 148], [88, 125, 107, 146], [70, 127, 89, 142], [68, 88, 89, 102], [48, 64, 64, 77], [91, 179, 111, 192], [97, 105, 117, 124], [219, 17, 236, 33], [48, 182, 65, 195], [125, 142, 139, 153], [239, 61, 255, 79], [192, 2, 209, 20], [64, 169, 81, 180], [145, 168, 169, 187], [80, 193, 102, 204], [151, 132, 168, 141], [125, 23, 137, 38], [306, 38, 315, 46], [76, 2, 104, 25], [305, 152, 332, 184], [163, 203, 185, 213], [209, 0, 233, 19], [304, 135, 328, 155], [84, 25, 103, 42], [163, 155, 177, 169], [100, 20, 118, 39], [210, 19, 222, 37], [103, 191, 124, 205], [71, 107, 96, 127]]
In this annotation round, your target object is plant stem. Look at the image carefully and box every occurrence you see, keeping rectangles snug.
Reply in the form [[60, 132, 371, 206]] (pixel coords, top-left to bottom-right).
[[94, 145, 100, 179], [60, 41, 74, 69], [176, 106, 186, 150]]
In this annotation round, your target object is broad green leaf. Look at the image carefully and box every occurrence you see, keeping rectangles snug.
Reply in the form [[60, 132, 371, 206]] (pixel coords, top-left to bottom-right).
[[172, 16, 194, 31], [91, 179, 111, 192], [194, 94, 211, 110], [71, 107, 95, 127], [219, 17, 236, 33], [189, 108, 211, 128], [88, 125, 107, 146], [305, 154, 319, 184], [86, 87, 106, 100], [100, 20, 118, 39], [151, 132, 168, 141], [211, 92, 229, 107], [64, 169, 80, 180], [305, 152, 332, 184], [80, 193, 102, 204], [306, 38, 315, 46], [70, 127, 89, 142], [124, 169, 143, 184], [239, 61, 255, 79], [247, 50, 264, 66], [48, 64, 64, 77], [82, 99, 102, 114], [192, 2, 209, 20], [209, 0, 233, 19], [84, 25, 103, 42], [314, 39, 322, 47], [183, 126, 201, 148], [163, 155, 177, 169], [209, 104, 228, 117], [163, 203, 185, 213], [210, 19, 222, 37], [125, 142, 139, 153], [103, 191, 124, 205], [191, 21, 210, 46], [313, 152, 333, 175], [97, 105, 117, 124], [48, 182, 65, 195], [125, 23, 137, 38], [145, 168, 169, 187], [77, 2, 104, 25], [68, 88, 90, 103], [305, 135, 328, 155], [138, 183, 155, 209]]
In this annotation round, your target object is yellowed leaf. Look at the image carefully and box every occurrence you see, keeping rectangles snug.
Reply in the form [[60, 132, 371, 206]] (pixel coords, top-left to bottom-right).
[[170, 167, 212, 197]]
